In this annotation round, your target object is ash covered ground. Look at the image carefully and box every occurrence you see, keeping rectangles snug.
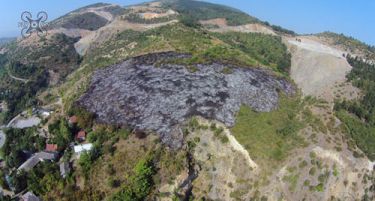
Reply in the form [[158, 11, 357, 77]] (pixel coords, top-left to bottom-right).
[[78, 52, 294, 147]]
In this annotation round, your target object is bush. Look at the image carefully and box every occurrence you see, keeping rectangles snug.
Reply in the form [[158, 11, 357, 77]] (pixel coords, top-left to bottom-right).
[[48, 118, 72, 149], [118, 128, 131, 140], [79, 148, 100, 174], [108, 177, 120, 188], [109, 155, 155, 201]]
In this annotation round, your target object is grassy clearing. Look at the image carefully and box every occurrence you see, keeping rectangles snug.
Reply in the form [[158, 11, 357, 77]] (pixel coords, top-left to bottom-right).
[[231, 95, 305, 168]]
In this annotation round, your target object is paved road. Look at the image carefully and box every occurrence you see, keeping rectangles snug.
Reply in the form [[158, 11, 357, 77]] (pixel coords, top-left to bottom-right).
[[8, 72, 29, 83], [8, 116, 41, 129]]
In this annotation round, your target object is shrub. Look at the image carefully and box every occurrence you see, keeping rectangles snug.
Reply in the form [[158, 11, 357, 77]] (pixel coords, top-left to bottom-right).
[[309, 167, 316, 176], [298, 160, 308, 169], [109, 155, 155, 201], [108, 177, 120, 188]]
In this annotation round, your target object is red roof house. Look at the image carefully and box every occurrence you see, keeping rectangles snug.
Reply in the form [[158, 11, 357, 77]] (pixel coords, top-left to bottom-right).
[[76, 130, 86, 141], [45, 144, 58, 152]]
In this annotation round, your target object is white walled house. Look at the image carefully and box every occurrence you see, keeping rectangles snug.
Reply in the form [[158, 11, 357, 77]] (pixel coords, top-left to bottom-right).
[[74, 143, 93, 156]]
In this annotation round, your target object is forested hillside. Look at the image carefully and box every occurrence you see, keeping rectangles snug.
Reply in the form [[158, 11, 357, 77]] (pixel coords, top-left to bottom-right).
[[335, 56, 375, 159]]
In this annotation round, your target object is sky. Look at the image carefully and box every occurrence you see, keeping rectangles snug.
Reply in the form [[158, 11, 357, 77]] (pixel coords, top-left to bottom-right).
[[0, 0, 374, 45]]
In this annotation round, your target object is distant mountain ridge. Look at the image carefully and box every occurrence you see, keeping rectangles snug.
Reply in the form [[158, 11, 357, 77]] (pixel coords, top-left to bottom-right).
[[0, 37, 16, 46]]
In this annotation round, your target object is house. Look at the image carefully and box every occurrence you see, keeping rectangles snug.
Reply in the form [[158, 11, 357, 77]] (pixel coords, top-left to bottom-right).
[[34, 151, 57, 161], [20, 191, 40, 201], [18, 151, 58, 172], [45, 144, 58, 152], [17, 157, 39, 172], [68, 116, 78, 125], [75, 130, 86, 141], [59, 161, 71, 178], [74, 143, 93, 155]]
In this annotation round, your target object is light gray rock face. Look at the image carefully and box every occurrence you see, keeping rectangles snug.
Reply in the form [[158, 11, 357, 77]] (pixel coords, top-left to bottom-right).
[[78, 52, 294, 148]]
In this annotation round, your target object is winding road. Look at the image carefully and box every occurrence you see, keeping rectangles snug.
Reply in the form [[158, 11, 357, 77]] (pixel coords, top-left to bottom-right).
[[8, 72, 29, 83]]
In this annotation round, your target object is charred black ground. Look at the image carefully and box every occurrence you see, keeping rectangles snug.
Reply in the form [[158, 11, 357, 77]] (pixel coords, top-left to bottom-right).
[[78, 52, 295, 148]]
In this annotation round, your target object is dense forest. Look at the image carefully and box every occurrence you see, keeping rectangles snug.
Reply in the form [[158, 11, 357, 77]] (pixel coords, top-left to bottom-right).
[[2, 127, 45, 169], [212, 32, 291, 73], [336, 55, 375, 124], [122, 13, 177, 24], [0, 33, 82, 124], [162, 0, 259, 26], [335, 55, 375, 160], [0, 62, 49, 123]]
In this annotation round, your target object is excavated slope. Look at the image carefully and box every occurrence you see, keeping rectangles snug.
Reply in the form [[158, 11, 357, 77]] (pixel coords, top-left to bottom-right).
[[286, 37, 353, 101]]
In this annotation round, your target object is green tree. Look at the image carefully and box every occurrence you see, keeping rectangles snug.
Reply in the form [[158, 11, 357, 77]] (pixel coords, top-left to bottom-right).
[[79, 151, 93, 173], [109, 155, 155, 201]]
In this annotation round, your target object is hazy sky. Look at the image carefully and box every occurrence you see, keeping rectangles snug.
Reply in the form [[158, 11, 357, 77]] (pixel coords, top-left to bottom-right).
[[1, 0, 374, 45]]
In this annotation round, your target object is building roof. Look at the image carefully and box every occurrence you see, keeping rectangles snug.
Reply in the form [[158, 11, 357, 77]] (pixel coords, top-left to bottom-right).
[[74, 143, 93, 153], [76, 130, 86, 139], [18, 157, 40, 172], [45, 144, 58, 152], [69, 116, 78, 124], [18, 151, 58, 172], [35, 151, 58, 160], [21, 191, 40, 201]]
